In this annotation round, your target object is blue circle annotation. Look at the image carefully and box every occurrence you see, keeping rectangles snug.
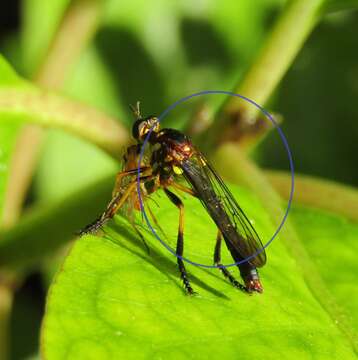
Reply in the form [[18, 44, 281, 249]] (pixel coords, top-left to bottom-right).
[[136, 90, 294, 269]]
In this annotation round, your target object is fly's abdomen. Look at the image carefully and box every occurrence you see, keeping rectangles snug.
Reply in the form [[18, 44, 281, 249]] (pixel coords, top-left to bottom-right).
[[182, 157, 264, 292], [182, 160, 247, 261]]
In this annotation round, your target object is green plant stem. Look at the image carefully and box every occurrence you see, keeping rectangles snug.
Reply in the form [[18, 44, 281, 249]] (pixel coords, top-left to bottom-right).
[[212, 144, 357, 353], [233, 0, 325, 116], [204, 0, 326, 149], [0, 89, 128, 159], [266, 170, 358, 222]]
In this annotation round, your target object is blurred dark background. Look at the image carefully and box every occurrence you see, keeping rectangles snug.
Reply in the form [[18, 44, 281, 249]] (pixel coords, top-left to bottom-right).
[[0, 2, 19, 42], [262, 12, 358, 185]]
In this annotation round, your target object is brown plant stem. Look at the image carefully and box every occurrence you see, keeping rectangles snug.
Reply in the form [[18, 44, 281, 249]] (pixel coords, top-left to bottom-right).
[[204, 0, 326, 149], [0, 285, 12, 360], [266, 170, 358, 222], [0, 89, 128, 158]]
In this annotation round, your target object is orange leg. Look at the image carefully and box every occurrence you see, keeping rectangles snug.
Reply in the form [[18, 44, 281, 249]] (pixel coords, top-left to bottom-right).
[[79, 181, 138, 235], [112, 166, 151, 196], [170, 182, 197, 197], [145, 201, 167, 240]]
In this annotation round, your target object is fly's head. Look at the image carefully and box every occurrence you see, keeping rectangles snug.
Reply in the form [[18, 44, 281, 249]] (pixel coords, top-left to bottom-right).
[[130, 101, 160, 143], [132, 116, 160, 143]]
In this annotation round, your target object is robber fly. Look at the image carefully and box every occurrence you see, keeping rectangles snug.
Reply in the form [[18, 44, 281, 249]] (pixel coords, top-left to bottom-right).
[[80, 102, 266, 295]]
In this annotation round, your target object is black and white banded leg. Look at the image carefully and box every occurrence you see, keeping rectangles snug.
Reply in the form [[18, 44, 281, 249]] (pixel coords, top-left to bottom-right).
[[214, 230, 246, 291]]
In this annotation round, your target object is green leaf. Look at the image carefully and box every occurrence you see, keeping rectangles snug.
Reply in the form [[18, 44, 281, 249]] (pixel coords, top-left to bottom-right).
[[41, 185, 357, 359], [290, 205, 358, 331]]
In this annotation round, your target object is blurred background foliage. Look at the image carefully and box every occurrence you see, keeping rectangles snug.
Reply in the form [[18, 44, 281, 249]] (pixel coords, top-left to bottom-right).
[[0, 0, 357, 359]]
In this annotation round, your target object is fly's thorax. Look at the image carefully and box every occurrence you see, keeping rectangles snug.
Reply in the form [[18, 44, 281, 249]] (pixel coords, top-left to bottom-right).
[[150, 129, 195, 180], [155, 128, 194, 159]]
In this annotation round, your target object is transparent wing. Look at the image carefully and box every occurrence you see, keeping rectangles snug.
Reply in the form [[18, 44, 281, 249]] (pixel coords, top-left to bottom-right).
[[181, 151, 266, 268]]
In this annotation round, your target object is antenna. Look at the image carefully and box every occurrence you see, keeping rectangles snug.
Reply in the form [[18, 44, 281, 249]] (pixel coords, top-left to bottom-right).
[[129, 101, 142, 119]]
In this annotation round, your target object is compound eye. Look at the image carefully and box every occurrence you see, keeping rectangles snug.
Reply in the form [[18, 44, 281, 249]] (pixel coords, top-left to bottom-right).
[[132, 118, 143, 140], [138, 122, 149, 138]]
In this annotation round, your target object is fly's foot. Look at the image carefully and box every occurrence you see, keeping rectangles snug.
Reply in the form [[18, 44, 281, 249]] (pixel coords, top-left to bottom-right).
[[185, 283, 197, 296], [178, 260, 196, 295], [78, 217, 106, 237], [182, 274, 197, 296], [184, 284, 198, 296]]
